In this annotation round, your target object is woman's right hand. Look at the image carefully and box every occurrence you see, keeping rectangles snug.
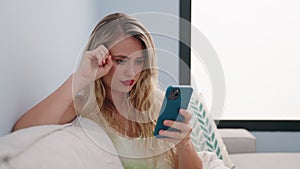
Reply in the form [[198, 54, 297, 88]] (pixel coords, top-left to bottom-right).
[[74, 45, 113, 91]]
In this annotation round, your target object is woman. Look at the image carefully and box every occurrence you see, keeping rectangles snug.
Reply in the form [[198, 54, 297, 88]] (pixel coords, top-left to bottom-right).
[[13, 13, 203, 169]]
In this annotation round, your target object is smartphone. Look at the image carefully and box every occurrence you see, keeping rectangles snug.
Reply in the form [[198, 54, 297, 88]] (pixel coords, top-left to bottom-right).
[[154, 85, 193, 137]]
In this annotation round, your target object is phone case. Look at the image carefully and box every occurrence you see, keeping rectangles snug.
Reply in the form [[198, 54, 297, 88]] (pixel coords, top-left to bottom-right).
[[154, 85, 193, 137]]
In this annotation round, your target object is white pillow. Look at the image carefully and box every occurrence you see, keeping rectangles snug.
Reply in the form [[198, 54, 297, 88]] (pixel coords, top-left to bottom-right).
[[189, 93, 235, 169], [0, 119, 123, 169]]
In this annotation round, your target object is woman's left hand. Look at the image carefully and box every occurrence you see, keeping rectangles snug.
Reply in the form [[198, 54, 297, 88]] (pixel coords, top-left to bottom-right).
[[158, 109, 192, 149]]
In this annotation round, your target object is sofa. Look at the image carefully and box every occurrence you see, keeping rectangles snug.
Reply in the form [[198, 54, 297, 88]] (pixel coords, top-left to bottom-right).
[[1, 120, 300, 169], [0, 118, 227, 169], [1, 92, 300, 169], [218, 128, 300, 169]]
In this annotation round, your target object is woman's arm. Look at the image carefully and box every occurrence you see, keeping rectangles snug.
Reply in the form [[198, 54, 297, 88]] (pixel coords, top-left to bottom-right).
[[13, 75, 76, 131], [13, 45, 113, 131], [158, 109, 203, 169], [177, 141, 203, 169]]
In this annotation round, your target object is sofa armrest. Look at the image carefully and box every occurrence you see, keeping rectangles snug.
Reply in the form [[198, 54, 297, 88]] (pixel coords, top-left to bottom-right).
[[218, 128, 256, 154]]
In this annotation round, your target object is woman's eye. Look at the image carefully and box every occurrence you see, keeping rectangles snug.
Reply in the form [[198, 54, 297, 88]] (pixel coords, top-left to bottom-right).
[[116, 60, 126, 65], [136, 59, 144, 65]]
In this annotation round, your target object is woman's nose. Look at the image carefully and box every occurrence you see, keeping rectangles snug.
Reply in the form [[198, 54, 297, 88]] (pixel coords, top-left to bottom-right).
[[124, 64, 136, 77]]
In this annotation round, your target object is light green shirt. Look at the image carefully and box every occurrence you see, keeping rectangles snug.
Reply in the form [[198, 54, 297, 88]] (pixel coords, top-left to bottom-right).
[[110, 132, 174, 169]]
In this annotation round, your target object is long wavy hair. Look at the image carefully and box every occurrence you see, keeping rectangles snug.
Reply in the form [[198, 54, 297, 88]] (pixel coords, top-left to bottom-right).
[[76, 13, 177, 168]]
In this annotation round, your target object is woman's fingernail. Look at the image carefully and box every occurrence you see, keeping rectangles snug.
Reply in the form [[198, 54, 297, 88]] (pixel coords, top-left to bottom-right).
[[159, 130, 165, 134], [163, 120, 170, 125]]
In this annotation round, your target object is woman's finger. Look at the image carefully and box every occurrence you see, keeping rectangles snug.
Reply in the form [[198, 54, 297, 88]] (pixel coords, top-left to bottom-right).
[[163, 120, 188, 132], [94, 45, 109, 66], [159, 130, 183, 140], [102, 55, 113, 70], [179, 109, 192, 124], [96, 54, 113, 78]]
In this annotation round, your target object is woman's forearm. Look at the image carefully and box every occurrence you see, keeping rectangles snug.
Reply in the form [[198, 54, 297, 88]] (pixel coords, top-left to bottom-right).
[[12, 46, 111, 132], [13, 74, 76, 131], [177, 141, 203, 169]]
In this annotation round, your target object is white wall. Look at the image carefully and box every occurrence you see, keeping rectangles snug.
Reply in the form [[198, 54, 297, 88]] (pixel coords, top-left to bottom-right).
[[0, 0, 96, 136], [0, 0, 179, 136]]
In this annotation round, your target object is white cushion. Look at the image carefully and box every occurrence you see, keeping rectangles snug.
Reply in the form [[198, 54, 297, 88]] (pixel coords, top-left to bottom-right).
[[229, 153, 300, 169], [0, 120, 123, 169], [189, 94, 235, 169], [218, 128, 256, 154]]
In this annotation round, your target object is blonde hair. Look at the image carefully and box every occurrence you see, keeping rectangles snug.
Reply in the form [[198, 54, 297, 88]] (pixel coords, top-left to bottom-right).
[[76, 13, 177, 168]]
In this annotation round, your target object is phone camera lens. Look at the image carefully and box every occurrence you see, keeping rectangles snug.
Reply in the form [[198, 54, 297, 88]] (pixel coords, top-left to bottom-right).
[[174, 90, 179, 97]]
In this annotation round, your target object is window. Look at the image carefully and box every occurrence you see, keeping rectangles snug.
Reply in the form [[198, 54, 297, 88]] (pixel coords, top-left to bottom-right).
[[190, 0, 300, 122]]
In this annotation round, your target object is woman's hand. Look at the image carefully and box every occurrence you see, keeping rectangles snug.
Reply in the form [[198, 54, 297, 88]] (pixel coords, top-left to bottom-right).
[[74, 45, 113, 92], [159, 109, 203, 169], [158, 109, 193, 149]]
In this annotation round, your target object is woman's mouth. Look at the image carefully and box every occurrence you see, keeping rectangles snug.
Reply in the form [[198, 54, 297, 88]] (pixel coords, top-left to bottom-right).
[[121, 80, 135, 86]]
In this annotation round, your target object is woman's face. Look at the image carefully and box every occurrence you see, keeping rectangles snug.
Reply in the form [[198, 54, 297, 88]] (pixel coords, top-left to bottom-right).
[[102, 36, 145, 94]]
